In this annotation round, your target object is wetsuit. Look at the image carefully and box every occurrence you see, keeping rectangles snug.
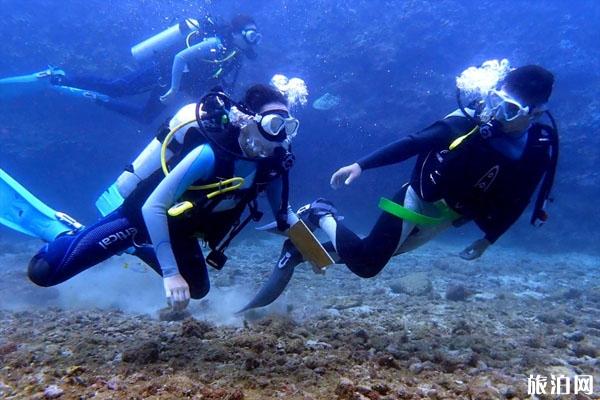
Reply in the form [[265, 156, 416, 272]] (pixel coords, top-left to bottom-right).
[[56, 36, 242, 123], [27, 112, 295, 299], [332, 113, 554, 278]]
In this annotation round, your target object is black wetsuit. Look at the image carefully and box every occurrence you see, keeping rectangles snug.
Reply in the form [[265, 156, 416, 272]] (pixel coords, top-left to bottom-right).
[[333, 115, 554, 278], [57, 36, 243, 124]]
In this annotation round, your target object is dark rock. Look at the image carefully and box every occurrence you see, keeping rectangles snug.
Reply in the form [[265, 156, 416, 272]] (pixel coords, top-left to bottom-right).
[[180, 319, 213, 338], [551, 336, 569, 349], [445, 285, 475, 301], [244, 357, 260, 371], [525, 335, 544, 348], [536, 312, 560, 324], [122, 341, 159, 364], [372, 383, 390, 395], [202, 345, 231, 362], [157, 307, 191, 322], [562, 288, 582, 299], [573, 344, 598, 358], [451, 319, 472, 335], [0, 342, 17, 355], [375, 354, 400, 369]]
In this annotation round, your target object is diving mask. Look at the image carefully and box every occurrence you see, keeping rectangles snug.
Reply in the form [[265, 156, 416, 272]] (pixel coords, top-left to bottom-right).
[[242, 28, 262, 45], [254, 111, 299, 141], [486, 89, 530, 122]]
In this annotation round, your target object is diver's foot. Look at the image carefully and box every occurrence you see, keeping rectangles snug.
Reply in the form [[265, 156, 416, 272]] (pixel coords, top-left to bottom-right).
[[296, 198, 342, 231], [160, 89, 175, 104], [36, 66, 66, 85]]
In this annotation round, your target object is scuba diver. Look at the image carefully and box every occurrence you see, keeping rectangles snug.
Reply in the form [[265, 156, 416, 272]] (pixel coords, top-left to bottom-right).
[[241, 63, 559, 311], [0, 83, 331, 311], [0, 15, 261, 124]]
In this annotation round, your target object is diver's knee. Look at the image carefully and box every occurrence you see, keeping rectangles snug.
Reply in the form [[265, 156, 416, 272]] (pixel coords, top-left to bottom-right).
[[190, 280, 210, 300], [348, 261, 384, 279], [27, 253, 56, 287]]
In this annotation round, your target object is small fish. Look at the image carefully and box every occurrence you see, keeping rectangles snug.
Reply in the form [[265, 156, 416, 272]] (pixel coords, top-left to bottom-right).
[[313, 92, 340, 110]]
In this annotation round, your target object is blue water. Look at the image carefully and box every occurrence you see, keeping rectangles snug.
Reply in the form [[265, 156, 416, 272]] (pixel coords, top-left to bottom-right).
[[0, 0, 598, 256]]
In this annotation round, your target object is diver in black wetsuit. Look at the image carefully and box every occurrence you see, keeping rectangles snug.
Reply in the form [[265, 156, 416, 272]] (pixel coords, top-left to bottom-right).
[[240, 64, 560, 312], [237, 62, 558, 311], [317, 65, 558, 277]]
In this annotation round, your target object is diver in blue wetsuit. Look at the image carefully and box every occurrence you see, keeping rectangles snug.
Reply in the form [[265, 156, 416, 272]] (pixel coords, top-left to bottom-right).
[[2, 84, 302, 311], [0, 15, 261, 124], [241, 64, 561, 311]]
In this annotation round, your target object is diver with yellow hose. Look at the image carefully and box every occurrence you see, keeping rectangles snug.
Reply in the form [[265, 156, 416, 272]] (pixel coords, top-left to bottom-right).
[[241, 63, 560, 312], [0, 83, 326, 312], [0, 15, 259, 124]]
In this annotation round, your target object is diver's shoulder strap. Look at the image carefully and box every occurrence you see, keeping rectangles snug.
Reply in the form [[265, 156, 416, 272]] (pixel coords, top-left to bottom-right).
[[530, 119, 559, 226], [444, 107, 476, 120]]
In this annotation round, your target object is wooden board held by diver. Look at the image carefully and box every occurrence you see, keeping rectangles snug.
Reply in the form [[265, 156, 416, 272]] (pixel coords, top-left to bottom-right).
[[288, 220, 334, 273]]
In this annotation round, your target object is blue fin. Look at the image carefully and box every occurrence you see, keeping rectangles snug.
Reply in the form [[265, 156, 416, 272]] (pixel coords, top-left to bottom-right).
[[0, 169, 81, 242], [0, 68, 62, 99], [95, 182, 124, 217], [51, 85, 111, 103]]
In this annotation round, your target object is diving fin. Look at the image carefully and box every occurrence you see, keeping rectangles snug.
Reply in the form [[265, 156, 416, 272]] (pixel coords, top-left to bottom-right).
[[237, 239, 302, 313], [0, 169, 82, 242], [239, 221, 335, 313], [0, 67, 64, 99], [51, 85, 111, 103]]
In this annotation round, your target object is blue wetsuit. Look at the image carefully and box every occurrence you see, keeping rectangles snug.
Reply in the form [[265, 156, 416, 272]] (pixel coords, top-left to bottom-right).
[[27, 139, 295, 299]]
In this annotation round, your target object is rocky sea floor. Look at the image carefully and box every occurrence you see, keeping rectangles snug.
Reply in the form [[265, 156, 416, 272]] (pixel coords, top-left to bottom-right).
[[0, 236, 599, 399]]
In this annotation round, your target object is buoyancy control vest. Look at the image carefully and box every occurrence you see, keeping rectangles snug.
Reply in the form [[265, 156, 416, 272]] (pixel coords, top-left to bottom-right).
[[416, 111, 559, 226]]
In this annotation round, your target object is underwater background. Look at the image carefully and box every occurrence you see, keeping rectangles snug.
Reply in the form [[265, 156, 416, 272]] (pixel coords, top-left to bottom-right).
[[1, 0, 598, 254], [1, 0, 600, 399]]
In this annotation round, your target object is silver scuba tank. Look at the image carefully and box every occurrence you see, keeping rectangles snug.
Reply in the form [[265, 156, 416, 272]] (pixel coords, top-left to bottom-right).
[[95, 104, 200, 216], [131, 18, 200, 64]]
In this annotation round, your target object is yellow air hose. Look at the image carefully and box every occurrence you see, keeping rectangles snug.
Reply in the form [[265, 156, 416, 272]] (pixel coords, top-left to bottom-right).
[[160, 112, 244, 216]]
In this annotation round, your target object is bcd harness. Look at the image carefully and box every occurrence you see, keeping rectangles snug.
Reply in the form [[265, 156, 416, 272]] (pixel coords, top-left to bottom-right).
[[379, 111, 559, 227], [150, 116, 293, 270]]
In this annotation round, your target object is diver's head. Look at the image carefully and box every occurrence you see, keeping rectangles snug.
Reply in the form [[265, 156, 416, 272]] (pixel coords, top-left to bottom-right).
[[235, 84, 299, 158], [229, 15, 261, 58], [485, 65, 554, 135]]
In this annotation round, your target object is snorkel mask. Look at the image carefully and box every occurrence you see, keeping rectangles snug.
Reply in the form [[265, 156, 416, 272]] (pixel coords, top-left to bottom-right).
[[485, 89, 530, 122], [229, 106, 298, 158], [456, 59, 549, 135], [242, 28, 262, 45]]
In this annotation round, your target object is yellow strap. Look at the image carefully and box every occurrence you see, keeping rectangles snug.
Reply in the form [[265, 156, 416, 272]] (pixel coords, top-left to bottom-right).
[[196, 177, 245, 198], [168, 201, 194, 217], [160, 113, 246, 218], [201, 50, 238, 64], [449, 125, 479, 151]]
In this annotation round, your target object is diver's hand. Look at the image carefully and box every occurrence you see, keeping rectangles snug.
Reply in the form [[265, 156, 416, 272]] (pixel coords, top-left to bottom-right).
[[163, 274, 190, 311], [160, 89, 176, 104], [459, 238, 491, 260], [330, 163, 362, 189]]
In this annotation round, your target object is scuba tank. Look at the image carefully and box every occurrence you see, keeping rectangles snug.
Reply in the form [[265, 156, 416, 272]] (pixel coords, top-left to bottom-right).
[[95, 104, 199, 216], [131, 18, 201, 64]]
